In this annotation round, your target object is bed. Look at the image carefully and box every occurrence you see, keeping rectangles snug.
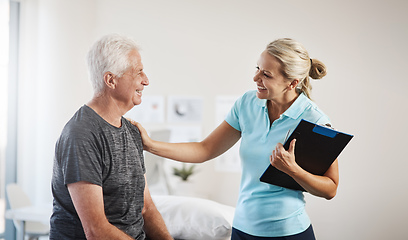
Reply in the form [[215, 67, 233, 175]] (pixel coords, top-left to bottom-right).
[[152, 195, 235, 240], [145, 130, 235, 240]]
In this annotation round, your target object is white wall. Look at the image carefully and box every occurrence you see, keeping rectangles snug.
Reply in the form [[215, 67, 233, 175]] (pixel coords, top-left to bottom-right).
[[15, 0, 408, 239]]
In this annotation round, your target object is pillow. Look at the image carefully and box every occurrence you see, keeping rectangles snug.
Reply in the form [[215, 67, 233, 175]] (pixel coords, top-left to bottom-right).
[[152, 195, 235, 240]]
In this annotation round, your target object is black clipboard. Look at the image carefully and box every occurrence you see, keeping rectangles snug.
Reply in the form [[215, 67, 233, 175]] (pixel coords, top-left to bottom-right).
[[260, 119, 353, 191]]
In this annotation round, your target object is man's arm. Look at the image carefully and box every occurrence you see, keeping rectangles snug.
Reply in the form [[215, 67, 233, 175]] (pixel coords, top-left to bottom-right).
[[142, 176, 173, 240], [68, 181, 134, 240]]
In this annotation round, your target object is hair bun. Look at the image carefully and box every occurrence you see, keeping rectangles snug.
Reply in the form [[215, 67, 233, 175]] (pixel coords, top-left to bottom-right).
[[309, 58, 327, 79]]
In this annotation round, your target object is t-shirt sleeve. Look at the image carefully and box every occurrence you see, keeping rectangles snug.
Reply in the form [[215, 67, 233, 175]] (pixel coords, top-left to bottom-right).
[[57, 126, 103, 186], [133, 127, 146, 174], [123, 119, 146, 174], [225, 95, 243, 132]]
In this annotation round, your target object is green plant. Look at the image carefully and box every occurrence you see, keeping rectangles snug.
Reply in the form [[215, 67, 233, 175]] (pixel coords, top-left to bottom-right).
[[173, 163, 195, 181]]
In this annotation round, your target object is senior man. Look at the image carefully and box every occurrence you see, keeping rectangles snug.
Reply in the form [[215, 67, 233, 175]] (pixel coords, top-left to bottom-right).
[[50, 34, 173, 240]]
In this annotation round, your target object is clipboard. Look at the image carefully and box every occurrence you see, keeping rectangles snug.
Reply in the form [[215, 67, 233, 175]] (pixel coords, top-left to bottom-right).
[[260, 119, 353, 191]]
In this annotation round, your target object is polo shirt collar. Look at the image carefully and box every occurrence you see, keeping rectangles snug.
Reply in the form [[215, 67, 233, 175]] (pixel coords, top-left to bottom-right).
[[283, 93, 309, 119], [256, 97, 267, 108], [256, 92, 309, 119]]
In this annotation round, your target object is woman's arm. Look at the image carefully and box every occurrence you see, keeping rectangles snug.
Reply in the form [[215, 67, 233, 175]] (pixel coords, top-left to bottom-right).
[[270, 139, 339, 200], [134, 121, 241, 163]]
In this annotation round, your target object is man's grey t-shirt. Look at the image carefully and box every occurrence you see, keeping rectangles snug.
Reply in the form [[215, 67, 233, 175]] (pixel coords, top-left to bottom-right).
[[50, 105, 146, 239]]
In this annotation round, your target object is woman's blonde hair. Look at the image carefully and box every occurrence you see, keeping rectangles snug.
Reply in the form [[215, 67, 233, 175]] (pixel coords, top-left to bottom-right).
[[266, 38, 327, 99]]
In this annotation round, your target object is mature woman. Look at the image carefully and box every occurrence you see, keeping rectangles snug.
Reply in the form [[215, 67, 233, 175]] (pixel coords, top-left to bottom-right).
[[134, 38, 338, 240]]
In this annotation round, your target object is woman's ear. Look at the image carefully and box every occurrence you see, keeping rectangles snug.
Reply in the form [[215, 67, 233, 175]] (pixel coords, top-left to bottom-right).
[[289, 79, 300, 90], [104, 72, 116, 89]]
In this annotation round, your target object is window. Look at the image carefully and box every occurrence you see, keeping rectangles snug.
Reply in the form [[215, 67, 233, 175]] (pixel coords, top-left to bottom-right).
[[1, 0, 19, 238], [0, 1, 10, 235]]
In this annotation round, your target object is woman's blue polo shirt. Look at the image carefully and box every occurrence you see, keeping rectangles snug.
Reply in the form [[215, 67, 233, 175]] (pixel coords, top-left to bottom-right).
[[225, 90, 330, 237]]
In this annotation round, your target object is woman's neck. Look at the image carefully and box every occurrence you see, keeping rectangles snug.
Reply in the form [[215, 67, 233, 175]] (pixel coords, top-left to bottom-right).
[[267, 93, 299, 123]]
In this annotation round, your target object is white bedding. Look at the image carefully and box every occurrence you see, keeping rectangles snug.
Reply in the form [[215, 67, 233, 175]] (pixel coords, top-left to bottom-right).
[[152, 195, 235, 240]]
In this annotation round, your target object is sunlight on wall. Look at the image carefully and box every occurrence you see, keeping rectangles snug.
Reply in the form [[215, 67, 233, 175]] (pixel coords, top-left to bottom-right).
[[0, 0, 9, 199], [0, 0, 9, 234]]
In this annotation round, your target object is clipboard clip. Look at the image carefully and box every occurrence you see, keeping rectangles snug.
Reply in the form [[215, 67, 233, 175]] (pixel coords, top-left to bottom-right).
[[313, 124, 337, 138]]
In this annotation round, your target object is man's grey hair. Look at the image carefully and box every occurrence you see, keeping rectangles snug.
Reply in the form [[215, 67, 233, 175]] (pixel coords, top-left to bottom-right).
[[86, 34, 140, 95]]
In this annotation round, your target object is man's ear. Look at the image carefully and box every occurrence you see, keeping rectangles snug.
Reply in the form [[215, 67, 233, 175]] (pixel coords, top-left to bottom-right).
[[104, 72, 116, 89], [289, 79, 300, 90]]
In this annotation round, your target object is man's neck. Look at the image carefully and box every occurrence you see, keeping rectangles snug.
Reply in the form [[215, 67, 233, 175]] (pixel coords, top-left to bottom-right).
[[87, 95, 124, 128]]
